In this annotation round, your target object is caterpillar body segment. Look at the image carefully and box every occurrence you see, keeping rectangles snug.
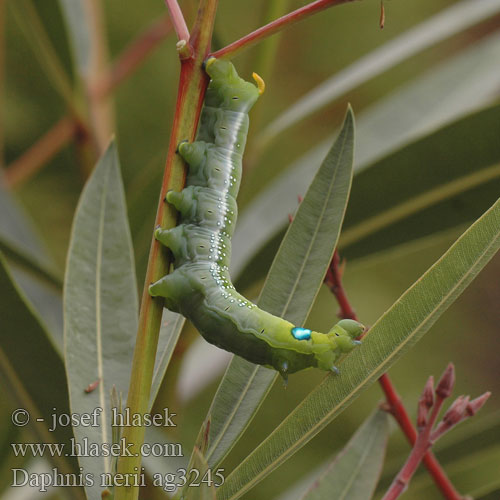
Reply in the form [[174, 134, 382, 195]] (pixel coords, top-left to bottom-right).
[[149, 58, 363, 375]]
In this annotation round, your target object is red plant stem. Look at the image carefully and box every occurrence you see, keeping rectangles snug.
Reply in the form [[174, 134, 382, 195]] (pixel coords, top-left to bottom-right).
[[165, 0, 190, 42], [379, 375, 462, 498], [6, 0, 354, 184], [114, 3, 218, 499], [83, 0, 114, 155], [4, 116, 80, 187], [325, 251, 463, 500], [383, 392, 448, 500], [5, 15, 173, 188], [211, 0, 356, 59], [93, 15, 173, 98]]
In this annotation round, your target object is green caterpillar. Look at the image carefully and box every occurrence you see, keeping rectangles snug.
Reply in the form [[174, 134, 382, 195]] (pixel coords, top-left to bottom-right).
[[149, 57, 363, 378]]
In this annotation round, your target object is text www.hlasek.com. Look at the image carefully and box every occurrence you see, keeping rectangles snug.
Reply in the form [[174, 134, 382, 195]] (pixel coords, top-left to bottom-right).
[[11, 438, 183, 458]]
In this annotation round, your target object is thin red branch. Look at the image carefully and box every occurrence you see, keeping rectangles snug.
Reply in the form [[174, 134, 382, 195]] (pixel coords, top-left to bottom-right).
[[383, 371, 451, 500], [164, 0, 190, 42], [211, 0, 356, 59], [5, 14, 173, 188], [383, 365, 489, 500], [114, 3, 218, 496], [93, 15, 173, 98], [4, 116, 80, 187], [324, 250, 463, 500], [324, 251, 356, 319], [82, 0, 114, 154], [378, 373, 462, 499]]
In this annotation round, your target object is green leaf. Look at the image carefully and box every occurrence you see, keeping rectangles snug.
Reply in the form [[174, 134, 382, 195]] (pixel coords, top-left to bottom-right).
[[196, 358, 276, 467], [234, 99, 500, 282], [0, 179, 63, 345], [196, 108, 355, 469], [341, 103, 500, 259], [149, 309, 185, 411], [9, 266, 63, 348], [301, 410, 389, 500], [142, 427, 188, 481], [256, 0, 500, 147], [260, 107, 354, 320], [217, 196, 500, 500], [234, 30, 500, 282], [353, 31, 500, 169], [0, 178, 61, 286], [0, 253, 80, 480], [64, 141, 138, 500], [184, 448, 217, 500]]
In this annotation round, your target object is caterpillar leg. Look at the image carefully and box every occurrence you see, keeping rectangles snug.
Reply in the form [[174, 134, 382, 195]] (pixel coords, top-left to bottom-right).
[[336, 335, 362, 353], [278, 359, 289, 386], [154, 226, 186, 261], [167, 186, 237, 235], [149, 272, 184, 312], [178, 141, 208, 170], [166, 187, 197, 219]]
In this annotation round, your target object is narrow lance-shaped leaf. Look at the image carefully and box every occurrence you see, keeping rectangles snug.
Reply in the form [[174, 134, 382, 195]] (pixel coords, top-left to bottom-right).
[[341, 103, 500, 258], [218, 195, 500, 500], [351, 32, 500, 169], [195, 108, 355, 469], [184, 448, 217, 500], [234, 101, 500, 283], [64, 142, 138, 500], [9, 267, 64, 349], [0, 177, 64, 346], [149, 309, 185, 411], [234, 30, 500, 283], [256, 0, 500, 147], [141, 427, 188, 497], [0, 177, 61, 286], [0, 254, 81, 485], [301, 410, 390, 500]]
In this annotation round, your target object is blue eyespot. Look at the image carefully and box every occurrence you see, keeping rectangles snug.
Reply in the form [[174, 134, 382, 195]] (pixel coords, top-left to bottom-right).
[[291, 327, 311, 341]]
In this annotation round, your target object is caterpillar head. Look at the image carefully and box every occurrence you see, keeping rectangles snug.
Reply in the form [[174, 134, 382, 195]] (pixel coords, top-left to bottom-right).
[[204, 57, 262, 113], [307, 319, 364, 371], [287, 319, 363, 372], [328, 319, 364, 353]]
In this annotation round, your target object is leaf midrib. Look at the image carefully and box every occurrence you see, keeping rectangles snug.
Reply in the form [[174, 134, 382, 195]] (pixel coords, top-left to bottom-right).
[[95, 163, 112, 474], [337, 430, 378, 500], [205, 364, 261, 464]]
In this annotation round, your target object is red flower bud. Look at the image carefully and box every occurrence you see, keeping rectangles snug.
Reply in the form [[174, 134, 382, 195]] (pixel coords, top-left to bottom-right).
[[435, 363, 455, 399], [465, 392, 491, 417], [443, 395, 470, 426], [417, 376, 434, 429]]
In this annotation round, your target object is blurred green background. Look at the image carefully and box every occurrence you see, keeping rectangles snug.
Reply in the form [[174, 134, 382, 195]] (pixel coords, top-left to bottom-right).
[[1, 0, 500, 499]]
